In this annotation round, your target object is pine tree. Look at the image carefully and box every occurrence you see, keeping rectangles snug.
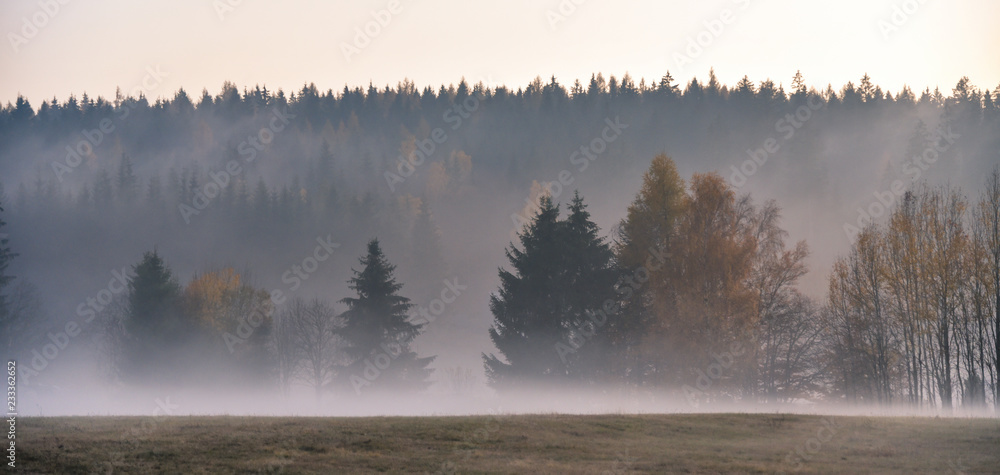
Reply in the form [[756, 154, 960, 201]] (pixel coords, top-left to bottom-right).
[[123, 250, 185, 382], [340, 239, 434, 394], [117, 153, 137, 205], [146, 174, 163, 210], [94, 169, 114, 210], [253, 177, 270, 220], [484, 192, 617, 387], [0, 198, 19, 346], [557, 191, 619, 381], [484, 196, 565, 386], [792, 71, 806, 93]]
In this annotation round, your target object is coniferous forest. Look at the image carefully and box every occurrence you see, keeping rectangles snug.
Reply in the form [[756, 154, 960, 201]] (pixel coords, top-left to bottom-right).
[[2, 72, 1000, 409]]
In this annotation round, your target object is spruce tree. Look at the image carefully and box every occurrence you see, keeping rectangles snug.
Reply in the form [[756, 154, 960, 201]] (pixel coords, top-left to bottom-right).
[[117, 153, 137, 205], [124, 250, 184, 382], [340, 239, 434, 394], [483, 193, 618, 387], [560, 191, 620, 381], [0, 199, 19, 354], [94, 169, 114, 210], [484, 192, 617, 387], [484, 196, 565, 386]]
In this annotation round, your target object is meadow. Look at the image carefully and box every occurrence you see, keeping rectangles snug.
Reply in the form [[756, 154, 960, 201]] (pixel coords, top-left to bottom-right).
[[16, 413, 1000, 473]]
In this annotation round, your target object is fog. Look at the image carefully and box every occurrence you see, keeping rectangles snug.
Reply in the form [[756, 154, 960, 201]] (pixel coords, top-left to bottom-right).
[[1, 73, 999, 418], [20, 383, 1000, 419]]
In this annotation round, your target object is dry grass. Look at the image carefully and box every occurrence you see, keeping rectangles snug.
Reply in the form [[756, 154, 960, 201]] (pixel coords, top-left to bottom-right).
[[15, 413, 1000, 473]]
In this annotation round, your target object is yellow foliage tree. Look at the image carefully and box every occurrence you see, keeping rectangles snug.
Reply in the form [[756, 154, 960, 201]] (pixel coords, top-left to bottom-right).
[[183, 268, 271, 336], [447, 150, 472, 185], [616, 155, 761, 389], [426, 161, 450, 199], [670, 173, 757, 378], [184, 268, 241, 332]]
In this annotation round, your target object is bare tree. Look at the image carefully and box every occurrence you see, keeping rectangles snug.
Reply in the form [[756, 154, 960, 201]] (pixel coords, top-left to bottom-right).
[[827, 185, 978, 409], [923, 186, 968, 410], [827, 224, 896, 404], [749, 199, 813, 401], [826, 258, 868, 403], [284, 298, 342, 400], [883, 192, 928, 407], [975, 165, 1000, 409], [270, 303, 300, 397], [95, 294, 129, 383]]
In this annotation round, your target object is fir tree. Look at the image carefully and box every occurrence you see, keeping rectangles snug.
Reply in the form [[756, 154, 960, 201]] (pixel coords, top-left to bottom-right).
[[340, 239, 434, 394], [123, 250, 185, 382], [484, 192, 617, 387], [0, 198, 19, 344], [484, 196, 565, 386], [117, 153, 137, 205], [559, 191, 620, 381]]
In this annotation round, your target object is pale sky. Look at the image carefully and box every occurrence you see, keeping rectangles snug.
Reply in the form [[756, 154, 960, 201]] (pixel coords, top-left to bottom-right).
[[2, 0, 999, 105]]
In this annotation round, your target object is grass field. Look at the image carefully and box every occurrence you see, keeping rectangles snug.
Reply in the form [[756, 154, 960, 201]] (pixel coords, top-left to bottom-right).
[[15, 413, 1000, 473]]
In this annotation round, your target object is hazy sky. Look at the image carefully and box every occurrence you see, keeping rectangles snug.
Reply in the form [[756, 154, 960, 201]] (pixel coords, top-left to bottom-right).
[[2, 0, 999, 105]]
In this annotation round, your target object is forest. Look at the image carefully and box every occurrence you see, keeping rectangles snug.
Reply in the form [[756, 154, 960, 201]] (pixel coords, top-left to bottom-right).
[[1, 71, 998, 409]]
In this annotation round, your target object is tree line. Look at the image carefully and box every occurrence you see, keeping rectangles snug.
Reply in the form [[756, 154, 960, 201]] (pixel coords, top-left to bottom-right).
[[825, 170, 1000, 409], [2, 71, 999, 408], [2, 156, 998, 408], [3, 73, 995, 336], [485, 155, 823, 405], [97, 239, 435, 397], [3, 70, 997, 206], [484, 156, 999, 409]]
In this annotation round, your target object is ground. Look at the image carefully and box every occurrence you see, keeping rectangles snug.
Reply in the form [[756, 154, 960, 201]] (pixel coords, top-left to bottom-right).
[[14, 413, 1000, 473]]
